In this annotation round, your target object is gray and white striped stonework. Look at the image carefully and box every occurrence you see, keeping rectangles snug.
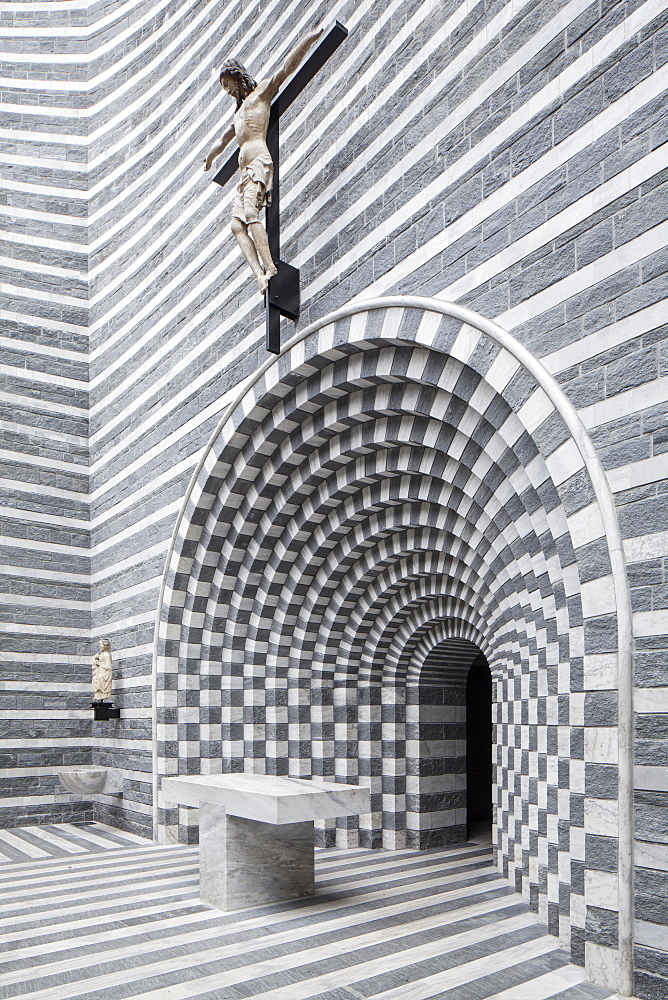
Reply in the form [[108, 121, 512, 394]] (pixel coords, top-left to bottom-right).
[[0, 0, 92, 832], [0, 830, 619, 1000], [2, 0, 667, 996], [0, 820, 150, 863]]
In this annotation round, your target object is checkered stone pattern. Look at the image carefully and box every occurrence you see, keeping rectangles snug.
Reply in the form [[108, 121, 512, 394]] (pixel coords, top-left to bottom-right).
[[156, 303, 623, 966]]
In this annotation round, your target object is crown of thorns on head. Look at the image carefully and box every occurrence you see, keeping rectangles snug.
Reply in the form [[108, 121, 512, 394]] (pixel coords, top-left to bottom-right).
[[219, 59, 257, 105]]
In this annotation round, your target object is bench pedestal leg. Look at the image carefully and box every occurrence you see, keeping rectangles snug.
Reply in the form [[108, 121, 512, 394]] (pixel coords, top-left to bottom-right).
[[199, 802, 315, 910]]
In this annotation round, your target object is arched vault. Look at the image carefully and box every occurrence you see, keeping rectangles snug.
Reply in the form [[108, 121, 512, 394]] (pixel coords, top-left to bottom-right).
[[152, 297, 633, 988]]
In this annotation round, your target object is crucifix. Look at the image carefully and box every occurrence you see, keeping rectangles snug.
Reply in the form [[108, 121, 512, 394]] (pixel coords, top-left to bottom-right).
[[204, 22, 348, 354]]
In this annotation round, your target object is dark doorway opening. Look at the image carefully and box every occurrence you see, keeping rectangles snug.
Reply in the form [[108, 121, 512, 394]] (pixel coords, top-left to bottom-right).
[[466, 654, 492, 837]]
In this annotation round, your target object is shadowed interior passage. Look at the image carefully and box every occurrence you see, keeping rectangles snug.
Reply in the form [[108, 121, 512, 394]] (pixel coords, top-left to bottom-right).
[[467, 656, 493, 835]]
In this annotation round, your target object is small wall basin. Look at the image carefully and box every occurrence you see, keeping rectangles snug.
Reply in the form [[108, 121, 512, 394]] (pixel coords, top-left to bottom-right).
[[58, 768, 123, 795]]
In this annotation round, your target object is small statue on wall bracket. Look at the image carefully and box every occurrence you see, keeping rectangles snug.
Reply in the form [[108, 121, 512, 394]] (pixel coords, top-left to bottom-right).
[[204, 28, 323, 294], [92, 638, 112, 701], [92, 639, 120, 720]]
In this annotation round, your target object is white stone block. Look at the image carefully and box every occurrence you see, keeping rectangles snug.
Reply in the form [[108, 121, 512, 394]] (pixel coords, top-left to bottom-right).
[[570, 892, 586, 928], [635, 839, 668, 872], [585, 942, 619, 992], [571, 825, 586, 862], [585, 870, 618, 911], [585, 728, 618, 764], [580, 576, 617, 618], [636, 918, 668, 950], [634, 765, 668, 792], [583, 653, 618, 691], [633, 608, 668, 641], [567, 504, 605, 549], [635, 686, 668, 713], [585, 798, 618, 837]]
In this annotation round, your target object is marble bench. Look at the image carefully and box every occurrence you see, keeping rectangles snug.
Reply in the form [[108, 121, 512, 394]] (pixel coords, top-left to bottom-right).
[[162, 774, 370, 911]]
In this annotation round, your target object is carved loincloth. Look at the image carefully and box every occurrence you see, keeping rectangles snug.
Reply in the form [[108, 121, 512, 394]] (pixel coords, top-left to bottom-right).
[[231, 154, 273, 224]]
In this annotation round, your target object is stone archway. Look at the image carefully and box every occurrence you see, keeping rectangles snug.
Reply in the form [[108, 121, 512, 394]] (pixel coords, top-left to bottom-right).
[[152, 296, 633, 992]]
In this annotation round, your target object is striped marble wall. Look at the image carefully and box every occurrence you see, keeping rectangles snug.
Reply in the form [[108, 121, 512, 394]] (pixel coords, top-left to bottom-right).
[[2, 0, 667, 995], [1, 0, 92, 826]]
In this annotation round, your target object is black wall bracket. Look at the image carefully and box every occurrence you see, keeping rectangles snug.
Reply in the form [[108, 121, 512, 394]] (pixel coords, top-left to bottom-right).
[[266, 260, 300, 352], [92, 701, 120, 721]]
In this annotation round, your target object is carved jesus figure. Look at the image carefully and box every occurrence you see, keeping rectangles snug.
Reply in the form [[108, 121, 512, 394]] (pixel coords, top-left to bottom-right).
[[92, 638, 112, 702], [204, 28, 323, 294]]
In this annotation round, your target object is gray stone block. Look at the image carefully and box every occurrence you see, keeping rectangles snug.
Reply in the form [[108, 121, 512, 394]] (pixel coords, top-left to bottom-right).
[[577, 219, 614, 267], [586, 905, 619, 948], [605, 38, 655, 104], [600, 435, 652, 470]]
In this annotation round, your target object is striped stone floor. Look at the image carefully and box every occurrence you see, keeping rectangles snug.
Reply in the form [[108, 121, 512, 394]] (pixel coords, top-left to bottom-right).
[[0, 821, 150, 863], [0, 825, 621, 1000]]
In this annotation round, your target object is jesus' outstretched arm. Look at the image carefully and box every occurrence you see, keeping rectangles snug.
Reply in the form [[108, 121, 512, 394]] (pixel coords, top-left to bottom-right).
[[262, 27, 323, 100]]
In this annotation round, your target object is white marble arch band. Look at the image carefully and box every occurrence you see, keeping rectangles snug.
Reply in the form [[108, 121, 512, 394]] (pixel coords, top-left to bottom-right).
[[151, 296, 634, 996]]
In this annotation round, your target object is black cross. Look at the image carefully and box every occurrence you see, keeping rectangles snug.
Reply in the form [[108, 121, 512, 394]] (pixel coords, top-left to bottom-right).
[[212, 22, 348, 353]]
